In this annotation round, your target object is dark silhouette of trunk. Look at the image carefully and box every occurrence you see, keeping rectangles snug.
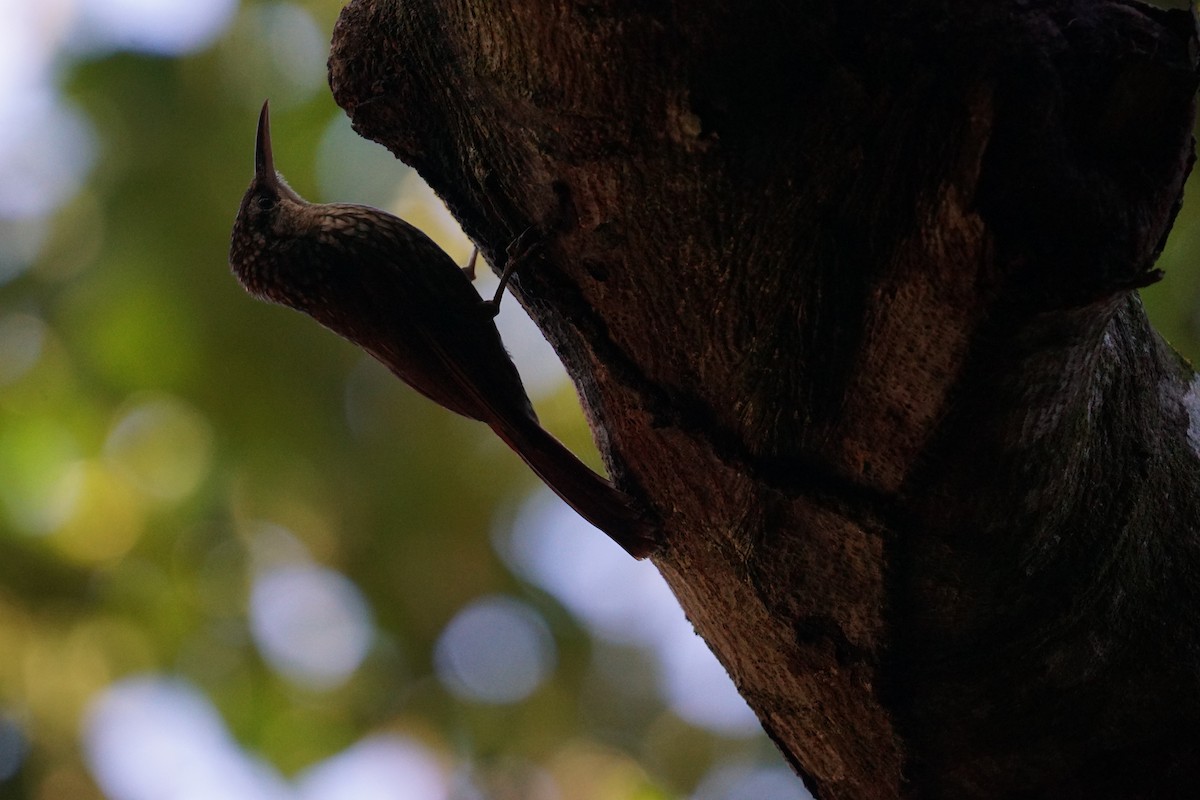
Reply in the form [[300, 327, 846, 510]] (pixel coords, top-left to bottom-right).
[[325, 1, 1200, 796]]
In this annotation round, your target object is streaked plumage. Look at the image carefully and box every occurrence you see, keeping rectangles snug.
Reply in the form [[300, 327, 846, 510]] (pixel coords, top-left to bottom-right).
[[229, 101, 654, 558]]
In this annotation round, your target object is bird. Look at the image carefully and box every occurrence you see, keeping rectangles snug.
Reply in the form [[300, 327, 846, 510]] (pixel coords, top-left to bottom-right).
[[229, 101, 655, 558]]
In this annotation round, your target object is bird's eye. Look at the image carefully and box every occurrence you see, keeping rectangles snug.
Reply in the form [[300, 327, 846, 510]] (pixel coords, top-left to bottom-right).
[[256, 195, 276, 211]]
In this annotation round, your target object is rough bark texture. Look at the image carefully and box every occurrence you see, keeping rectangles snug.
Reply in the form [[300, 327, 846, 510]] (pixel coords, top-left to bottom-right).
[[326, 1, 1200, 797]]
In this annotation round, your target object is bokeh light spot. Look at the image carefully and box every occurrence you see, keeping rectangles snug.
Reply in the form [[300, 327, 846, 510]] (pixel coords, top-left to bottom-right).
[[0, 418, 80, 534], [0, 5, 65, 110], [434, 595, 556, 704], [0, 90, 94, 220], [249, 564, 375, 690], [503, 491, 681, 645], [296, 735, 448, 800], [83, 676, 292, 800], [692, 763, 813, 800], [52, 461, 145, 563], [658, 628, 761, 736], [503, 490, 761, 735], [70, 0, 238, 56], [104, 394, 214, 503]]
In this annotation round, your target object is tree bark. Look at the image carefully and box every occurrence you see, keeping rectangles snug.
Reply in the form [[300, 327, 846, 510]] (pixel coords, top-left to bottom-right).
[[326, 1, 1200, 797]]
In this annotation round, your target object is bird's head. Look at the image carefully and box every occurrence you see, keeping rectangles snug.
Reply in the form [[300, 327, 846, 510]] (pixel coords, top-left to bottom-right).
[[229, 100, 322, 309]]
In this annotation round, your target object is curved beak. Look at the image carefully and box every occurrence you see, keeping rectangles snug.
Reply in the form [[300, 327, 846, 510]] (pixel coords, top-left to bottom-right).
[[255, 100, 275, 183]]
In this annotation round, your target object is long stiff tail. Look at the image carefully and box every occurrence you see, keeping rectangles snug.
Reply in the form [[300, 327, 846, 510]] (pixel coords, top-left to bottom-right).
[[488, 414, 656, 558]]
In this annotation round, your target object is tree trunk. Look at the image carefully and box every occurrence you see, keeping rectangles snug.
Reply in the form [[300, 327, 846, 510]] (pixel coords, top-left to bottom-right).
[[325, 1, 1200, 797]]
